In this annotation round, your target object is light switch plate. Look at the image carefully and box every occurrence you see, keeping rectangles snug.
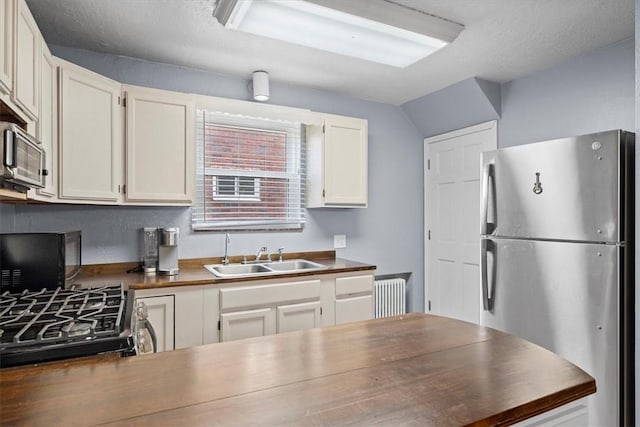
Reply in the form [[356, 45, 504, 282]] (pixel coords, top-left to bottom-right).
[[334, 234, 346, 249]]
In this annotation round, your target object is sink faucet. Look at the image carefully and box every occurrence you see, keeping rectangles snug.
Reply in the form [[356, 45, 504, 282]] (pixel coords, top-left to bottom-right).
[[255, 246, 267, 263], [277, 247, 285, 262], [222, 233, 230, 265]]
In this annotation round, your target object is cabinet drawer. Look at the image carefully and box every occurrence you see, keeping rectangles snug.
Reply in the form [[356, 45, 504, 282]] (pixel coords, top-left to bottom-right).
[[220, 280, 321, 311], [335, 275, 373, 296], [335, 295, 373, 324]]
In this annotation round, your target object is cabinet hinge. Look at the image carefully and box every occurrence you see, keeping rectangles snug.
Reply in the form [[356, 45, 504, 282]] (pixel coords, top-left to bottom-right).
[[428, 300, 431, 311], [123, 185, 126, 194], [320, 307, 323, 315], [427, 159, 431, 170], [322, 189, 325, 198], [217, 320, 221, 331], [117, 184, 121, 193], [123, 97, 127, 108], [322, 124, 325, 133], [118, 96, 120, 105], [428, 230, 431, 240]]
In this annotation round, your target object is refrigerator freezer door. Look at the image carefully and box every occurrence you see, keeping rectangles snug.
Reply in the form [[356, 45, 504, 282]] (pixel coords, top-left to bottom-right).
[[480, 238, 620, 427], [481, 130, 622, 243]]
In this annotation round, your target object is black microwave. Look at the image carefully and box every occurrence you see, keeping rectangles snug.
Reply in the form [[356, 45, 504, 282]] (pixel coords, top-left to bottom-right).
[[0, 231, 81, 292]]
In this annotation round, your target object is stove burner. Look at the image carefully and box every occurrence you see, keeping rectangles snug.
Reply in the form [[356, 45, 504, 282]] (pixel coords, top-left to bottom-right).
[[0, 284, 127, 347], [86, 301, 105, 310], [0, 284, 136, 368], [61, 322, 93, 337]]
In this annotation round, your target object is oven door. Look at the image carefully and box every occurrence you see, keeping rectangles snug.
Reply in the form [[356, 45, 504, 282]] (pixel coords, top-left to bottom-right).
[[132, 301, 157, 355]]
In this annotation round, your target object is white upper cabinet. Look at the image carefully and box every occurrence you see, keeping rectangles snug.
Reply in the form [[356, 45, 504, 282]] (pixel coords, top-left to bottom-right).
[[123, 85, 194, 204], [12, 0, 40, 120], [34, 41, 57, 199], [306, 114, 368, 208], [58, 59, 123, 202], [0, 0, 13, 95]]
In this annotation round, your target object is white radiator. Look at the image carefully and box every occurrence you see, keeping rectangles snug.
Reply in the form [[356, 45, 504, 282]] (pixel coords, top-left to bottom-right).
[[374, 278, 406, 318]]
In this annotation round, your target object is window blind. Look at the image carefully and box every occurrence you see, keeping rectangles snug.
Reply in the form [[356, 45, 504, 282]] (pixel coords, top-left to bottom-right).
[[193, 109, 305, 231]]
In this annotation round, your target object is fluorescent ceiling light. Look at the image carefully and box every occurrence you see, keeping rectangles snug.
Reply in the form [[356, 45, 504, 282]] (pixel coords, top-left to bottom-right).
[[213, 0, 462, 68]]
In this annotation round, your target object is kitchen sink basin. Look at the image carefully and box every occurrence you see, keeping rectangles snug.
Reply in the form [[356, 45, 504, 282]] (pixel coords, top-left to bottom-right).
[[263, 260, 325, 271], [204, 259, 326, 278]]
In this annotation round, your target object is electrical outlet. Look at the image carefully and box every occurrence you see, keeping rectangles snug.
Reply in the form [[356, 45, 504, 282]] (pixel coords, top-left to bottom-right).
[[333, 234, 346, 249]]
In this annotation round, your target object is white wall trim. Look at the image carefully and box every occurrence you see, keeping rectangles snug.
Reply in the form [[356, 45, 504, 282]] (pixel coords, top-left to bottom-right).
[[424, 120, 497, 145]]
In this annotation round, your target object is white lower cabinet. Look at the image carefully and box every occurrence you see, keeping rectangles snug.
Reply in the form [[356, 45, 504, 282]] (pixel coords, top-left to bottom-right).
[[134, 285, 219, 352], [277, 301, 322, 333], [221, 308, 276, 342], [514, 399, 587, 426], [335, 295, 373, 324], [133, 271, 374, 350], [219, 279, 321, 343], [135, 295, 175, 353], [334, 275, 374, 325]]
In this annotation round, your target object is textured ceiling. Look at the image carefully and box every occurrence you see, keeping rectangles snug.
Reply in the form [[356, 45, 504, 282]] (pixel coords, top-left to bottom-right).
[[26, 0, 634, 105]]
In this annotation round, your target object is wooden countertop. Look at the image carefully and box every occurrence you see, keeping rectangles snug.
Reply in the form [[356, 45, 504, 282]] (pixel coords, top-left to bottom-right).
[[0, 313, 595, 426], [75, 250, 376, 290]]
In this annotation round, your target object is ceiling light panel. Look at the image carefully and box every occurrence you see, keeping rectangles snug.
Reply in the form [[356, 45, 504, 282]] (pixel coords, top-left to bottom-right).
[[222, 0, 450, 68]]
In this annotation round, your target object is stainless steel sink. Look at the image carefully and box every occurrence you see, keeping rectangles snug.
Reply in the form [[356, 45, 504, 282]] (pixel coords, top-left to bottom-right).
[[263, 259, 325, 271], [204, 259, 326, 278]]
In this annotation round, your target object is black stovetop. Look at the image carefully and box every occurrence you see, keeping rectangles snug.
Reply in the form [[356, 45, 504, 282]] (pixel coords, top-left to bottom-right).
[[0, 284, 135, 367]]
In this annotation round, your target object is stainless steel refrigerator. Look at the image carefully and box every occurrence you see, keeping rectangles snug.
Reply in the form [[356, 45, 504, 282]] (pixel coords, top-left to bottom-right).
[[479, 130, 634, 426]]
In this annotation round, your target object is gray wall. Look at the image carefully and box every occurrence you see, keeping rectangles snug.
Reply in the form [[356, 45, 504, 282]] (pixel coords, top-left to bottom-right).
[[402, 38, 634, 143], [500, 38, 634, 146], [9, 46, 426, 312], [401, 77, 500, 137], [0, 204, 15, 233]]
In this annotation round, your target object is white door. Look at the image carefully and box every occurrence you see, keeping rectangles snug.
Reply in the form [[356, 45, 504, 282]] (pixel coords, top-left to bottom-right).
[[424, 121, 497, 323]]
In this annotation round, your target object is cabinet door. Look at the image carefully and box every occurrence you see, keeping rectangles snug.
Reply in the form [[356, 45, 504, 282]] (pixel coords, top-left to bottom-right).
[[220, 308, 275, 342], [514, 399, 588, 426], [324, 115, 367, 206], [35, 41, 56, 198], [124, 85, 194, 203], [0, 0, 12, 95], [335, 295, 373, 325], [12, 0, 39, 119], [277, 301, 321, 334], [136, 295, 175, 352], [59, 61, 122, 201]]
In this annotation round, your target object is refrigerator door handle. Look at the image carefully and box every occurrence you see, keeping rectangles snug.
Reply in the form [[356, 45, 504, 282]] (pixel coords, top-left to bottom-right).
[[481, 238, 496, 311], [480, 162, 496, 235]]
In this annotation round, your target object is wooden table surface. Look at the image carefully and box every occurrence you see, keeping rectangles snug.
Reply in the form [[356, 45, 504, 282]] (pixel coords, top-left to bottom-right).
[[0, 313, 595, 426]]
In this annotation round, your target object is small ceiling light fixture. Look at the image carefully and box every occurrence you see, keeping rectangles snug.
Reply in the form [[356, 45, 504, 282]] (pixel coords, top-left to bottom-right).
[[213, 0, 464, 68], [252, 70, 270, 101]]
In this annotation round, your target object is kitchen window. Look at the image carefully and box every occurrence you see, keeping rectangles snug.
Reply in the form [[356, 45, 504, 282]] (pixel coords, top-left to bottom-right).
[[193, 109, 305, 230]]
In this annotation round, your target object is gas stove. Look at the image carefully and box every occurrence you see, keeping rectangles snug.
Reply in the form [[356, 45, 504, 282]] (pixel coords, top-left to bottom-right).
[[0, 284, 136, 368]]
